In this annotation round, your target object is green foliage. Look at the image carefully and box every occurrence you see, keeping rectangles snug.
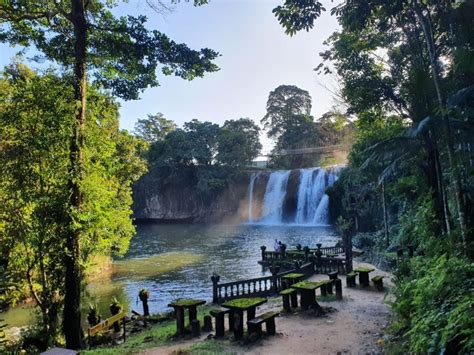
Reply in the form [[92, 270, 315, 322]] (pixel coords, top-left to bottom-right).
[[217, 118, 262, 168], [391, 256, 474, 354], [0, 2, 219, 101], [261, 84, 312, 139], [0, 63, 146, 343], [133, 113, 177, 143], [144, 117, 262, 203], [273, 0, 325, 36]]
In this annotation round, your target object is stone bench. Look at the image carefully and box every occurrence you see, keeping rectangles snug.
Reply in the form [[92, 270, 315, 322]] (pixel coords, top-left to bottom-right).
[[371, 275, 385, 291], [247, 311, 280, 337], [346, 271, 358, 287], [280, 288, 298, 311], [210, 307, 230, 337]]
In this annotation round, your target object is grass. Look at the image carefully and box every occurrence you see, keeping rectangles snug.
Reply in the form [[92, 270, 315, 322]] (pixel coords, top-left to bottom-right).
[[183, 339, 232, 354], [83, 306, 213, 354]]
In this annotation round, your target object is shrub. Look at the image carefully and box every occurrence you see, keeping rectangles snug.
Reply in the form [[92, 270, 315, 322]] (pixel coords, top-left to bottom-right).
[[390, 255, 474, 353]]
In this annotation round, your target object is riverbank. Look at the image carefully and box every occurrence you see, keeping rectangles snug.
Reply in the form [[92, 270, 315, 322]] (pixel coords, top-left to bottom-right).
[[85, 260, 392, 354]]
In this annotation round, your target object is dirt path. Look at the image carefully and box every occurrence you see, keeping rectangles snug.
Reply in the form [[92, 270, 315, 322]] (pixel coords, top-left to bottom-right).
[[144, 261, 392, 355]]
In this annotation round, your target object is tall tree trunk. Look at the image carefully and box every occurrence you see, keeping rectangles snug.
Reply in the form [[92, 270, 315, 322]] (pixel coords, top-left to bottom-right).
[[381, 181, 389, 249], [64, 0, 87, 349], [413, 2, 468, 254], [425, 133, 450, 235]]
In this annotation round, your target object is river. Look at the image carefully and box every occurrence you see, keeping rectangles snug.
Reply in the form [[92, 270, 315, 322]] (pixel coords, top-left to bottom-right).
[[3, 223, 339, 330]]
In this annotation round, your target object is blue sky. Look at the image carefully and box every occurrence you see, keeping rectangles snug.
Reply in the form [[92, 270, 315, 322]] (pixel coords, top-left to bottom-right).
[[0, 0, 340, 153]]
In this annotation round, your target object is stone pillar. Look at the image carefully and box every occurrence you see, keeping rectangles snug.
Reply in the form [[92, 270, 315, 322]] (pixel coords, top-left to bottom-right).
[[203, 315, 213, 332], [303, 246, 310, 261], [270, 265, 281, 293], [335, 278, 343, 300], [260, 245, 267, 260], [191, 319, 200, 337], [211, 274, 220, 303]]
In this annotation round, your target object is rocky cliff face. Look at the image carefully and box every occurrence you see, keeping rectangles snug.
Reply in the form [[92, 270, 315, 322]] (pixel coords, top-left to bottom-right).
[[132, 174, 251, 224]]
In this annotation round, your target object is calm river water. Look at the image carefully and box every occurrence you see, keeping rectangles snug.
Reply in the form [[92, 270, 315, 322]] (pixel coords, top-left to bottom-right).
[[4, 223, 339, 329]]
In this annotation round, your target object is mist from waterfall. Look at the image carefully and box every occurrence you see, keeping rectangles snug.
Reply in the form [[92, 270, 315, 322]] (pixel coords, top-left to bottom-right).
[[247, 166, 339, 226]]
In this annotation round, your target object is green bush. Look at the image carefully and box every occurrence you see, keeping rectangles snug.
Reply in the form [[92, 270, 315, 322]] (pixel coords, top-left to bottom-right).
[[390, 255, 474, 353]]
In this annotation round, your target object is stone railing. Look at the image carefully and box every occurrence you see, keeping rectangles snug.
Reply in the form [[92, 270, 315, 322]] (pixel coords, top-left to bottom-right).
[[211, 262, 315, 303], [210, 259, 342, 303], [260, 243, 345, 262]]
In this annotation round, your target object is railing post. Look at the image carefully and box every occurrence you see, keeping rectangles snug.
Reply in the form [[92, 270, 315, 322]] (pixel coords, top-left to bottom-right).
[[211, 274, 220, 303], [303, 246, 310, 261], [269, 265, 280, 293], [260, 245, 267, 260]]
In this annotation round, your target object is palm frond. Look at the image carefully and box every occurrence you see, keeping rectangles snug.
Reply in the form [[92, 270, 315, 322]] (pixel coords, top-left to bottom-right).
[[362, 136, 421, 169], [447, 85, 474, 107]]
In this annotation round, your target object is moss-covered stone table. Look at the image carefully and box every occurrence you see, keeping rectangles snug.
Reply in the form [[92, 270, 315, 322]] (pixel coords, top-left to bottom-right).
[[291, 280, 327, 310], [354, 267, 375, 287], [281, 272, 305, 289], [168, 299, 206, 335], [221, 297, 267, 338]]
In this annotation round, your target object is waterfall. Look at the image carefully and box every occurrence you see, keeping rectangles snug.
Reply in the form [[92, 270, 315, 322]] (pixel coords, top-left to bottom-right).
[[294, 168, 317, 224], [247, 173, 258, 222], [246, 166, 340, 225], [260, 170, 291, 224]]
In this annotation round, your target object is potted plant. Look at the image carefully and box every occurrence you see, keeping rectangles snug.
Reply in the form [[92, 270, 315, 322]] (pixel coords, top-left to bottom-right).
[[87, 303, 101, 327], [109, 297, 122, 332], [138, 288, 150, 317]]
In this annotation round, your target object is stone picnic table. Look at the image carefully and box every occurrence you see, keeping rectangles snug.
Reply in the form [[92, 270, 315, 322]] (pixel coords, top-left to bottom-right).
[[168, 298, 206, 335], [354, 267, 375, 287], [291, 280, 328, 310], [281, 272, 305, 288], [221, 297, 267, 338]]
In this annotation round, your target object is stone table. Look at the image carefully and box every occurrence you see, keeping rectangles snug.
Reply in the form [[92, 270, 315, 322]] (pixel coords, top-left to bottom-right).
[[168, 298, 206, 336], [291, 280, 327, 310], [354, 267, 375, 287], [281, 272, 305, 288], [222, 297, 267, 338]]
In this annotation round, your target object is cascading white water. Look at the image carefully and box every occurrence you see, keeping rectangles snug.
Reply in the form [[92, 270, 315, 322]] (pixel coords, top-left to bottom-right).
[[313, 194, 330, 224], [294, 168, 316, 224], [260, 170, 291, 224], [247, 166, 340, 225], [247, 172, 258, 222]]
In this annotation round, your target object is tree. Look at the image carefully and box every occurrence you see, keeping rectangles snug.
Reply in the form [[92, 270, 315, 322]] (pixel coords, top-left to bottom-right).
[[134, 113, 177, 143], [0, 1, 218, 347], [261, 85, 312, 139], [184, 119, 220, 166], [0, 63, 147, 346], [217, 118, 262, 167], [272, 0, 474, 254]]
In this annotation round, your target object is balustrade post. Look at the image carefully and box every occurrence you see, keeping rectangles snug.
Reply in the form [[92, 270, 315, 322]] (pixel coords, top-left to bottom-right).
[[269, 265, 281, 293], [260, 245, 267, 260], [303, 246, 310, 261], [211, 274, 220, 303]]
